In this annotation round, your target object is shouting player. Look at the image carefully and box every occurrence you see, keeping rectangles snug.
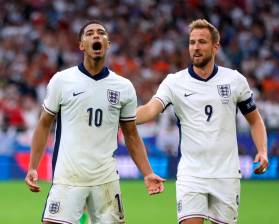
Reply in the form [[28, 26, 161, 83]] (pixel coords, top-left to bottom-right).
[[25, 20, 165, 224]]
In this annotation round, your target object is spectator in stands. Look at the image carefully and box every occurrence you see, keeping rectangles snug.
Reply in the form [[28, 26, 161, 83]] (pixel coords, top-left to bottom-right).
[[0, 0, 278, 156]]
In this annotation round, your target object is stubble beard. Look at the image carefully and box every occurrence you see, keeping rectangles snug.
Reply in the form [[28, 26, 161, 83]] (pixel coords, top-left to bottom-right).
[[191, 54, 213, 68]]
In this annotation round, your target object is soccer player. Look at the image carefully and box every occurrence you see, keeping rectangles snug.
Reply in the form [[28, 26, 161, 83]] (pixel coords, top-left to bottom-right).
[[25, 20, 165, 224], [136, 19, 269, 224]]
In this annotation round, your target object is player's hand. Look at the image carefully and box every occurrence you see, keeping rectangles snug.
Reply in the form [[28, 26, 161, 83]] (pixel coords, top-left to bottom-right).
[[253, 152, 269, 174], [25, 169, 41, 192], [144, 173, 165, 195]]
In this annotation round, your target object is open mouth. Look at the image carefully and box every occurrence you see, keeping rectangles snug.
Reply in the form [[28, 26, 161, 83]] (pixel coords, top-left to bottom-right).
[[92, 42, 102, 50]]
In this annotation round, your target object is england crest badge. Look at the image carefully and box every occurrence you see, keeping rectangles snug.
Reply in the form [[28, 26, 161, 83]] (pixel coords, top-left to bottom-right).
[[107, 89, 120, 105], [49, 201, 60, 214], [217, 84, 231, 98]]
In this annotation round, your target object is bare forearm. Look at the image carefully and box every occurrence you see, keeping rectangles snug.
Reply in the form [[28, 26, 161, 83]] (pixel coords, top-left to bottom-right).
[[136, 99, 163, 125], [29, 111, 54, 170], [29, 125, 51, 169], [136, 105, 153, 124], [126, 135, 153, 176], [250, 118, 267, 155], [120, 121, 165, 194], [245, 110, 268, 155]]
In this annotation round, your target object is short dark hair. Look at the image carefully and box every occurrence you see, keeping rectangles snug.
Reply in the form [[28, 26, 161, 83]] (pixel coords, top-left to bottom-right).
[[78, 20, 107, 41]]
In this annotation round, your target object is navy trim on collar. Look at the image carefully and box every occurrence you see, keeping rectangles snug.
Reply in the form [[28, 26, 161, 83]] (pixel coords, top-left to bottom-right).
[[188, 64, 218, 82], [78, 63, 109, 81]]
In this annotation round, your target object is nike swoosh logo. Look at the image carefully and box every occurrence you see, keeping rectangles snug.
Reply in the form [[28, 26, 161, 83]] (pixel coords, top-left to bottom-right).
[[73, 91, 85, 96], [184, 93, 195, 97]]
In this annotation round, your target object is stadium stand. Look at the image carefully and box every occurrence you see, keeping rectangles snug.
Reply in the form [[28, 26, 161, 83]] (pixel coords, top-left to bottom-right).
[[0, 0, 278, 179]]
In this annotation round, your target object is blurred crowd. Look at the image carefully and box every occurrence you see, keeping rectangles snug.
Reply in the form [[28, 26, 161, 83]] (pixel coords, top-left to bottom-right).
[[0, 0, 279, 156]]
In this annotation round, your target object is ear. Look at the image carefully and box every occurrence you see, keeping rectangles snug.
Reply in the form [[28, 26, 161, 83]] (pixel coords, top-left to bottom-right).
[[213, 42, 220, 54], [79, 41, 84, 51], [107, 40, 111, 49]]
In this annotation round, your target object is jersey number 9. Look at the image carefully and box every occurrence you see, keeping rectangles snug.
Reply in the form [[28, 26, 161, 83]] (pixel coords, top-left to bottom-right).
[[205, 105, 213, 122]]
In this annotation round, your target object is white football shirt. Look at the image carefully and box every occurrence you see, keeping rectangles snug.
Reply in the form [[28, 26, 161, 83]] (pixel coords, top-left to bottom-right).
[[43, 63, 137, 186], [154, 65, 256, 179]]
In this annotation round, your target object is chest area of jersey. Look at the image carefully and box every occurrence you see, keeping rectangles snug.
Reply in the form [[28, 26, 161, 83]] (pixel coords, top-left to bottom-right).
[[61, 81, 122, 124], [174, 81, 237, 109]]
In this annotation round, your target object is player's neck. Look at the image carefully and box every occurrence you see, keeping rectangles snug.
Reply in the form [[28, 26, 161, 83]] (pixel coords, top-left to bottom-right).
[[193, 61, 215, 79], [83, 58, 105, 76]]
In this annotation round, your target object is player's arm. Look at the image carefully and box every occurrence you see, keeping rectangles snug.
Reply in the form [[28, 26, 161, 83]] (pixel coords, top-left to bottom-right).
[[136, 98, 164, 124], [25, 110, 55, 192], [120, 121, 165, 195], [244, 109, 269, 174]]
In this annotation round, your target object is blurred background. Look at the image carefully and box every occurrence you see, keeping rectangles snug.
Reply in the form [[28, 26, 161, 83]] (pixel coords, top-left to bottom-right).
[[0, 0, 279, 182]]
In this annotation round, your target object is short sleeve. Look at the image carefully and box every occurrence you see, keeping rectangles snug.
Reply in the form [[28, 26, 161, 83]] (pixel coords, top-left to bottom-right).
[[154, 75, 173, 109], [236, 72, 256, 115], [120, 82, 137, 122], [43, 73, 62, 115]]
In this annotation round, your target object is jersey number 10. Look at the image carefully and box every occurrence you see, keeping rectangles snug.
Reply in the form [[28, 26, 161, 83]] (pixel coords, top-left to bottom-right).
[[87, 107, 103, 127]]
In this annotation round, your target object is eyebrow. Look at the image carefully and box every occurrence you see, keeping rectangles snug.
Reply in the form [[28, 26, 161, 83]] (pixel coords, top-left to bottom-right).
[[85, 28, 106, 33], [189, 38, 208, 41]]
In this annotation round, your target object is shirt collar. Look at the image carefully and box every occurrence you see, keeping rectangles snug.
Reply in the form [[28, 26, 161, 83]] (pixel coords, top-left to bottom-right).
[[188, 64, 218, 82], [78, 63, 109, 81]]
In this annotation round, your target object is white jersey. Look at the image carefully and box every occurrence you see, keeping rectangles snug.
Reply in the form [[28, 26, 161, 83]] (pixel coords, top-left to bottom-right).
[[154, 65, 256, 179], [43, 63, 137, 186]]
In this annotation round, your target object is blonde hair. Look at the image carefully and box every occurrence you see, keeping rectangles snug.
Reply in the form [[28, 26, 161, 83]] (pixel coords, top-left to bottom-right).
[[188, 19, 220, 44]]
